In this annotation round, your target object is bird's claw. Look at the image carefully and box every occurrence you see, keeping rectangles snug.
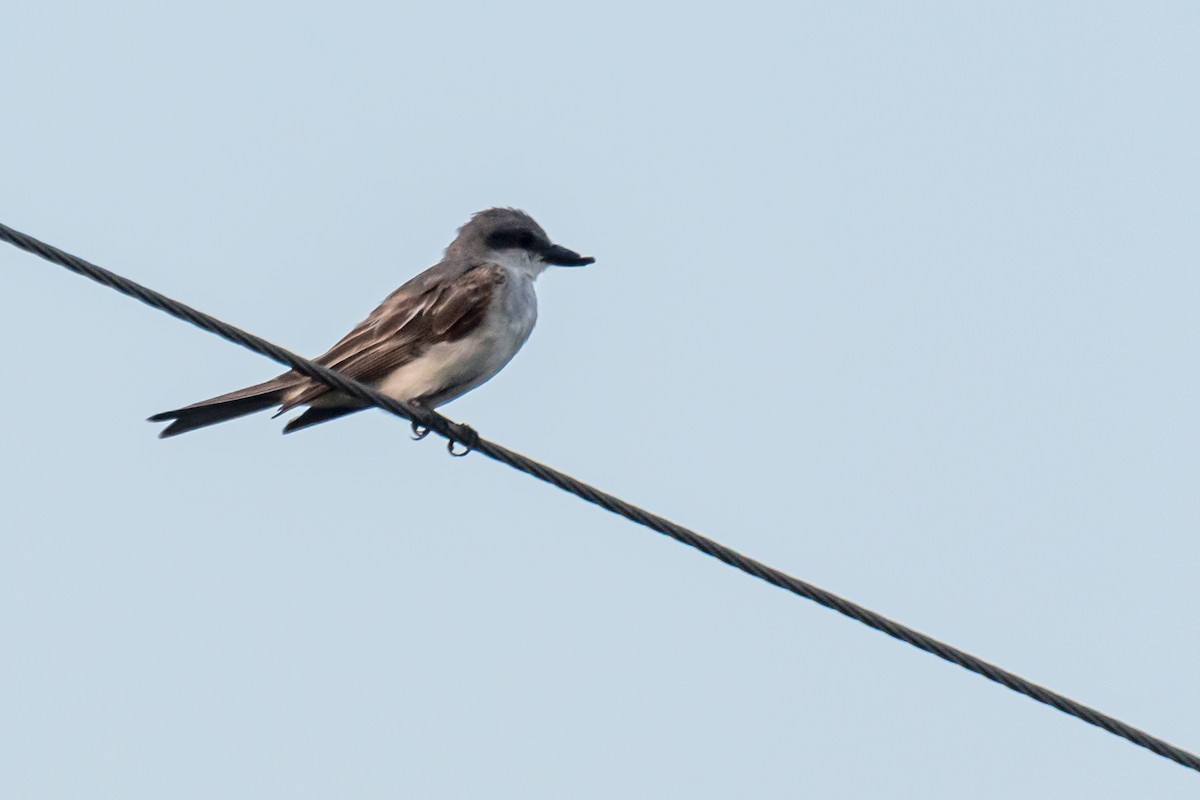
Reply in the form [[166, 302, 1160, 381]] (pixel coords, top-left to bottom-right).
[[447, 424, 479, 457], [410, 415, 476, 457]]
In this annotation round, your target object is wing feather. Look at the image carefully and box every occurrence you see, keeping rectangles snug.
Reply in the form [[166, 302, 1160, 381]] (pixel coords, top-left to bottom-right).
[[279, 263, 506, 411]]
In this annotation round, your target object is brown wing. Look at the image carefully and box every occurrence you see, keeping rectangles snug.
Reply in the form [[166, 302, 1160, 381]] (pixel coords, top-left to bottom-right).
[[278, 263, 506, 411]]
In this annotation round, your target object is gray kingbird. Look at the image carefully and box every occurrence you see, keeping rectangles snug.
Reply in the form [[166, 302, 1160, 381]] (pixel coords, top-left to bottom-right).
[[149, 207, 594, 437]]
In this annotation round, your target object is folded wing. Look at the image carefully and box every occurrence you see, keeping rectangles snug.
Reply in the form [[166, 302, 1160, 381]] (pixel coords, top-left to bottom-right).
[[277, 262, 506, 412]]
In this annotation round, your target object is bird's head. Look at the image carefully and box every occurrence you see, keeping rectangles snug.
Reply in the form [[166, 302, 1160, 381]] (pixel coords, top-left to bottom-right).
[[448, 208, 595, 274]]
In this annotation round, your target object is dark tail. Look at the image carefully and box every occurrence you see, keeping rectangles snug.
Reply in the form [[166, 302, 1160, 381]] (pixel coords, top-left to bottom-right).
[[148, 376, 296, 438], [281, 405, 363, 434]]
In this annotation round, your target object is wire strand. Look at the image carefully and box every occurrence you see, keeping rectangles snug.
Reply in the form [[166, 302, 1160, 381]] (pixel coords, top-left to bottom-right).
[[2, 220, 1197, 775]]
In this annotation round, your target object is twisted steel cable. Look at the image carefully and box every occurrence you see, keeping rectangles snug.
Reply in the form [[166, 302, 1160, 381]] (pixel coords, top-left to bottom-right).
[[2, 219, 1197, 775]]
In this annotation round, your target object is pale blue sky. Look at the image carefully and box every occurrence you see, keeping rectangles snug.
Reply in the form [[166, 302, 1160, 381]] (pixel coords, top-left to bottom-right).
[[2, 2, 1198, 797]]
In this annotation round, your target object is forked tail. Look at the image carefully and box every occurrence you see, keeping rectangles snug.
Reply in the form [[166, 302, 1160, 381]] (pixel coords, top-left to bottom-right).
[[148, 376, 296, 438]]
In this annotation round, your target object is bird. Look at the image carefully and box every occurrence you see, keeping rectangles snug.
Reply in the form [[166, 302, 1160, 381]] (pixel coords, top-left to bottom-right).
[[149, 207, 594, 438]]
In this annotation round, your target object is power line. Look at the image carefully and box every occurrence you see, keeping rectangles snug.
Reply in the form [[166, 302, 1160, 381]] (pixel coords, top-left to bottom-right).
[[2, 219, 1197, 775]]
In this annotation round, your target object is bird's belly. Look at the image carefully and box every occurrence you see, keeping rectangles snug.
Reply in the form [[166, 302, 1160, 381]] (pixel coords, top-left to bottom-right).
[[375, 282, 537, 407]]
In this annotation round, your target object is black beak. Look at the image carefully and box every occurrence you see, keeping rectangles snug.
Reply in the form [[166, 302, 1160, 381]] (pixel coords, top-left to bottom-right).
[[541, 243, 595, 267]]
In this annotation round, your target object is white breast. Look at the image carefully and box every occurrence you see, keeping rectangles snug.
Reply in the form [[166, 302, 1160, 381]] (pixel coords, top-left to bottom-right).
[[375, 265, 539, 407]]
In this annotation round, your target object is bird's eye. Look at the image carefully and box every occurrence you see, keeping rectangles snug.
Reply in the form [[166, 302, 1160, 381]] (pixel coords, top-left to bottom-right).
[[488, 229, 537, 250]]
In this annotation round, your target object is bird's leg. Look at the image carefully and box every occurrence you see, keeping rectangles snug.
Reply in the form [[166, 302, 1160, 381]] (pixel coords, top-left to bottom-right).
[[408, 400, 434, 440], [447, 423, 479, 457], [408, 400, 477, 456]]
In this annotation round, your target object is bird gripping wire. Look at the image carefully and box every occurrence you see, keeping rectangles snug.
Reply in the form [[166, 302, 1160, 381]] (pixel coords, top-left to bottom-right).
[[1, 219, 1197, 776]]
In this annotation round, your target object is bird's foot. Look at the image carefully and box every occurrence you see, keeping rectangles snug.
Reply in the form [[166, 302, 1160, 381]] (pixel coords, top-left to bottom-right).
[[447, 423, 479, 457]]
